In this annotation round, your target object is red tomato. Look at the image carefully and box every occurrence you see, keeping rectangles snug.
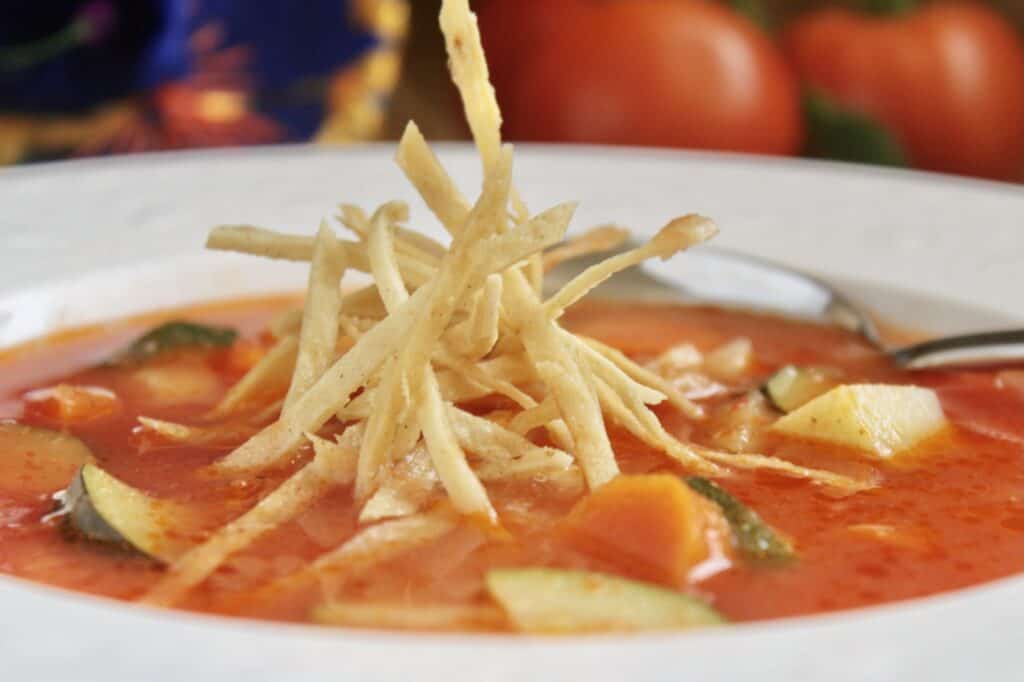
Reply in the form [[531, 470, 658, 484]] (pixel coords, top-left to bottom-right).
[[479, 0, 803, 156], [784, 3, 1024, 181], [476, 0, 587, 101]]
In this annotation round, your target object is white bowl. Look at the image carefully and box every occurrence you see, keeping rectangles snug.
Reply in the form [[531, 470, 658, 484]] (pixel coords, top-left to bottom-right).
[[1, 145, 1021, 682]]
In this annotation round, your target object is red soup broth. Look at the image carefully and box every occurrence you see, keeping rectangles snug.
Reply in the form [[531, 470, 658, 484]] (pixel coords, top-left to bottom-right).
[[0, 297, 1021, 629]]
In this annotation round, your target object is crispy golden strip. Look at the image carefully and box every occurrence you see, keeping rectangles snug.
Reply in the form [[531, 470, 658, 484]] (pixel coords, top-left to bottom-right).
[[479, 206, 576, 276], [215, 284, 434, 472], [439, 0, 503, 176], [543, 215, 718, 320], [136, 417, 257, 446], [207, 335, 299, 419], [542, 225, 631, 272], [142, 425, 363, 607], [393, 147, 519, 519], [417, 370, 494, 519], [340, 202, 446, 263], [569, 334, 666, 407], [367, 203, 412, 314], [337, 203, 370, 237], [590, 375, 720, 476], [392, 226, 447, 260], [395, 97, 606, 487], [207, 224, 436, 287], [447, 273, 502, 360], [360, 444, 438, 523], [506, 275, 619, 489], [434, 348, 535, 409], [206, 225, 320, 261], [337, 352, 538, 421], [355, 212, 420, 501], [506, 397, 560, 435], [392, 72, 616, 489], [696, 447, 874, 493], [394, 1, 621, 487], [580, 336, 704, 419], [447, 406, 575, 474], [395, 123, 472, 237], [355, 361, 407, 502], [283, 223, 346, 411]]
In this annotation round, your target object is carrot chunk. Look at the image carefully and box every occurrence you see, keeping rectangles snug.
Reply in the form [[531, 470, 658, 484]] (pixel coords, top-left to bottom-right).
[[560, 474, 715, 586]]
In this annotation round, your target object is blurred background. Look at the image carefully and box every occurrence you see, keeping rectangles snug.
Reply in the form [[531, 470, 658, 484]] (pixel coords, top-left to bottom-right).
[[3, 0, 1024, 181]]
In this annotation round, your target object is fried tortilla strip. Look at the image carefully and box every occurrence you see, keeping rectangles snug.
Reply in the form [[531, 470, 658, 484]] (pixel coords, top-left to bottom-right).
[[283, 223, 345, 411], [142, 425, 363, 607], [207, 335, 299, 419], [542, 216, 718, 320], [542, 225, 630, 272]]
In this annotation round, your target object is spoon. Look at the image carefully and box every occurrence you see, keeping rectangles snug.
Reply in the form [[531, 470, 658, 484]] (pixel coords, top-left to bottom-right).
[[546, 243, 1024, 370]]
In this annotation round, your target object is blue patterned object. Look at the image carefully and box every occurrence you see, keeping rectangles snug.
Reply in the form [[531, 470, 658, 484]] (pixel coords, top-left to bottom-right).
[[0, 0, 406, 163]]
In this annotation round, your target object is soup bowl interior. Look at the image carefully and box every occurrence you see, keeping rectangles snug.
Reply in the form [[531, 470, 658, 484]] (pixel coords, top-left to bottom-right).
[[0, 145, 1022, 682]]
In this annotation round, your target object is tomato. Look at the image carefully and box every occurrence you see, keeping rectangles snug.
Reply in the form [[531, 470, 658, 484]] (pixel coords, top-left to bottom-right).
[[476, 0, 586, 102], [784, 3, 1024, 181], [478, 0, 803, 156]]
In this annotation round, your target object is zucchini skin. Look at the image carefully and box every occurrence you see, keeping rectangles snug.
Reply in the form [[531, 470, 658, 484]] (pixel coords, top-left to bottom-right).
[[64, 469, 127, 548], [686, 477, 795, 565], [110, 321, 238, 364]]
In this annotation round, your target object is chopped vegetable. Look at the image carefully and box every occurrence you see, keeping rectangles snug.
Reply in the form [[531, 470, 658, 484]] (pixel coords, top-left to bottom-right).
[[762, 365, 839, 413], [561, 474, 716, 585], [704, 338, 753, 381], [111, 321, 237, 364], [127, 364, 223, 407], [64, 463, 195, 563], [0, 423, 94, 496], [772, 384, 948, 458], [708, 390, 775, 454], [686, 477, 795, 565], [486, 568, 725, 633]]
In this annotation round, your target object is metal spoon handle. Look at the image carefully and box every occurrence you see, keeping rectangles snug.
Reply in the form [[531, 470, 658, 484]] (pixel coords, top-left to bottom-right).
[[891, 330, 1024, 370]]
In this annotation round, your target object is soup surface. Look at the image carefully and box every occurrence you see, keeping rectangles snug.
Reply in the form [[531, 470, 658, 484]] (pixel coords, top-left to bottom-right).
[[0, 296, 1021, 631]]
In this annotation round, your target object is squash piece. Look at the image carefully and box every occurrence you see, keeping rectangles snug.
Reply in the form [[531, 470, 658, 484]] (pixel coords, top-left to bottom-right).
[[771, 384, 947, 458], [0, 423, 94, 496], [561, 474, 714, 586], [486, 568, 724, 633], [65, 463, 196, 563]]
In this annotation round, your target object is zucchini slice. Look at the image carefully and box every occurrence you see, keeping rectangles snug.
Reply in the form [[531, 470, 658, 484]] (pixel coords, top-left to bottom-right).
[[485, 568, 725, 633], [686, 477, 795, 565], [64, 463, 194, 563], [0, 423, 94, 495], [111, 321, 237, 364], [762, 365, 838, 413]]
